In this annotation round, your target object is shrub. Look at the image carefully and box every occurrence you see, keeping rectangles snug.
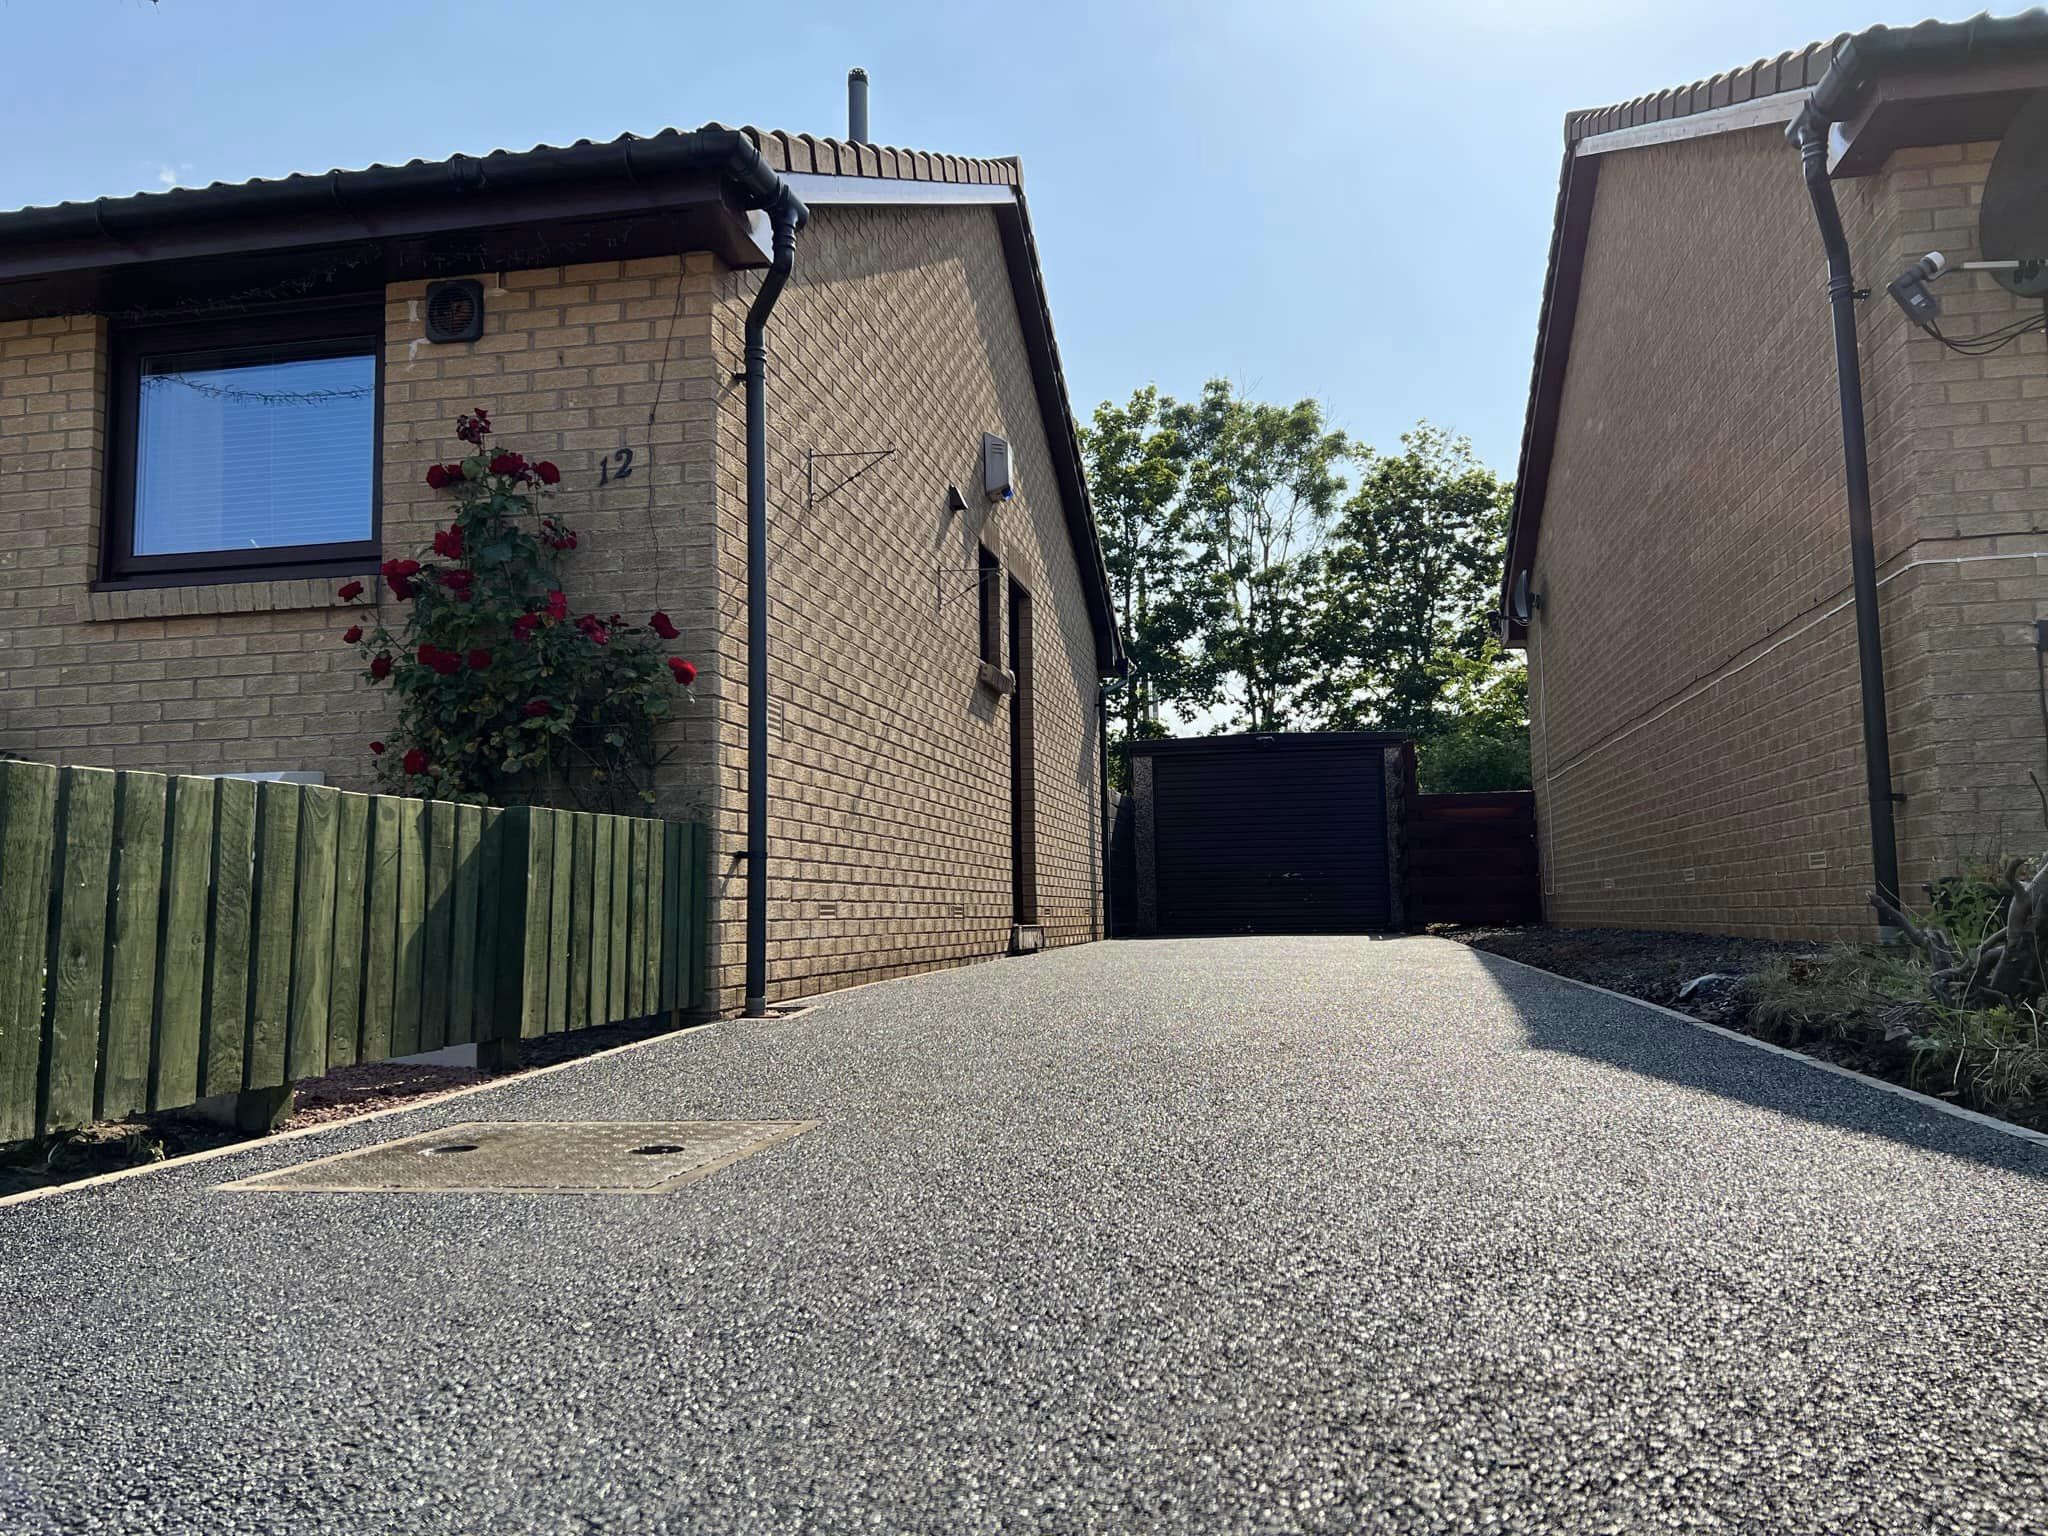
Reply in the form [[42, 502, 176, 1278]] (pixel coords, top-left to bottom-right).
[[344, 409, 696, 811], [1414, 723, 1530, 794], [1742, 944, 2048, 1129]]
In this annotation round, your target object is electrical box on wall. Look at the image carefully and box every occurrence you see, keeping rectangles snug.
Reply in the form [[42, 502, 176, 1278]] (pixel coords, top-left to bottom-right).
[[982, 433, 1015, 504]]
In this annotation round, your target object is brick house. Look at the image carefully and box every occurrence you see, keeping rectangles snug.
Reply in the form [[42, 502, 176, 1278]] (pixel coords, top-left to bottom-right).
[[1502, 15, 2048, 939], [0, 106, 1125, 1016]]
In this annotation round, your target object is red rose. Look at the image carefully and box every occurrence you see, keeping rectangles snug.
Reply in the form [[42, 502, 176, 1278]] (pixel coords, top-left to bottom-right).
[[403, 748, 429, 776], [337, 579, 365, 602], [425, 464, 452, 490], [432, 526, 463, 560], [511, 613, 540, 643], [381, 558, 421, 600], [649, 611, 680, 640], [369, 740, 385, 756], [523, 698, 553, 717], [467, 648, 492, 671], [489, 451, 528, 479], [455, 407, 491, 445], [533, 460, 561, 485], [369, 653, 393, 680], [544, 590, 568, 623], [416, 644, 461, 677], [342, 625, 363, 644], [668, 657, 697, 686], [576, 614, 610, 646], [437, 568, 474, 591]]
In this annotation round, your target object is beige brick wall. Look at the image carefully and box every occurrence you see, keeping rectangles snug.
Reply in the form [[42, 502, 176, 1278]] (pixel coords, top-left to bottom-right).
[[0, 206, 1105, 1017], [0, 311, 364, 770], [1529, 126, 2048, 938], [0, 261, 724, 800], [701, 203, 1104, 1011], [378, 257, 725, 826]]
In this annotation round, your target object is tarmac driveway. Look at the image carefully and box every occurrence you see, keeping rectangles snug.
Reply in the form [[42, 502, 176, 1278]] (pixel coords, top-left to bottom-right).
[[2, 935, 2045, 1535]]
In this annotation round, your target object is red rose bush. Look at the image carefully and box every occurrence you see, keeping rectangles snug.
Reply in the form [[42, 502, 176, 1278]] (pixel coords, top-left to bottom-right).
[[343, 409, 696, 808]]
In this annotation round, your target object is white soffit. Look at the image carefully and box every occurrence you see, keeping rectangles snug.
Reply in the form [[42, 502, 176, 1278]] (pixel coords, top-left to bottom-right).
[[1575, 90, 1807, 157], [748, 172, 1017, 256], [777, 172, 1016, 207]]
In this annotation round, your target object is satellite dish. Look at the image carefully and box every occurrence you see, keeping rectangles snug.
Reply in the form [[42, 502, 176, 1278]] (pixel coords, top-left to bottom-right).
[[1511, 568, 1539, 625], [1981, 89, 2048, 299]]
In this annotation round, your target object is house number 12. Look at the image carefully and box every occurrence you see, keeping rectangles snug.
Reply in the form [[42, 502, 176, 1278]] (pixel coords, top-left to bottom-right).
[[597, 447, 635, 485]]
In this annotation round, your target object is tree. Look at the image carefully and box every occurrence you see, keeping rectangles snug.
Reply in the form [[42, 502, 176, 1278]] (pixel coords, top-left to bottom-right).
[[1170, 381, 1351, 732], [1082, 388, 1211, 771], [1307, 424, 1512, 736]]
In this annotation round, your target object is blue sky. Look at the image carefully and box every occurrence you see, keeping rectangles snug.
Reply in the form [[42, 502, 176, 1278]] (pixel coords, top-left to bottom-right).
[[0, 0, 1965, 476]]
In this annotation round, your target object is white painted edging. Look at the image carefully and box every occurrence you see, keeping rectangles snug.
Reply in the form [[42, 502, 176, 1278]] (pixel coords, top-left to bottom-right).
[[1473, 945, 2048, 1151]]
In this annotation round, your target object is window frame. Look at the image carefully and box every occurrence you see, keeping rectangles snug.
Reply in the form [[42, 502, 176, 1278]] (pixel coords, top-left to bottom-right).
[[101, 299, 384, 587], [977, 544, 1003, 667]]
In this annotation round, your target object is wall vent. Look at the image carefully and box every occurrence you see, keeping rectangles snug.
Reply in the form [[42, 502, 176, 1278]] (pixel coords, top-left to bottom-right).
[[424, 279, 485, 343]]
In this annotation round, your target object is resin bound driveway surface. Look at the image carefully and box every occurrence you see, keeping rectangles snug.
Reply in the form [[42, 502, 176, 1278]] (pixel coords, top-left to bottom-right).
[[3, 936, 2047, 1535]]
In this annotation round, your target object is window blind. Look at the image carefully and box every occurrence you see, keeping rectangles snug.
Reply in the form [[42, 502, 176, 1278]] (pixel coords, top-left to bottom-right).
[[132, 353, 375, 557]]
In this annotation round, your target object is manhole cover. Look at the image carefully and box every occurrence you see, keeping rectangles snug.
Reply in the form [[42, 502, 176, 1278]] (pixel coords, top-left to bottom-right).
[[218, 1121, 818, 1195]]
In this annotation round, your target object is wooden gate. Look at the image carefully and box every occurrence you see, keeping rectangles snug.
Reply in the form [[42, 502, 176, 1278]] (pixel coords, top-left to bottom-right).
[[1404, 791, 1541, 927]]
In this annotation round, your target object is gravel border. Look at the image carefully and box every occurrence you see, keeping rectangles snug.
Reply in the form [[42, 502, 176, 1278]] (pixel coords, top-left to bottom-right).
[[1477, 946, 2048, 1149]]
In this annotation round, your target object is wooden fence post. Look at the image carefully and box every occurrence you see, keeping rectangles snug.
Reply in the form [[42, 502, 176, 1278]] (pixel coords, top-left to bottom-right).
[[481, 805, 546, 1070], [0, 761, 58, 1141]]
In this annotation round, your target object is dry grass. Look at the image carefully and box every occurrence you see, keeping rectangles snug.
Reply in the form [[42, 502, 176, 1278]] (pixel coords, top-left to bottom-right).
[[1742, 945, 2048, 1130]]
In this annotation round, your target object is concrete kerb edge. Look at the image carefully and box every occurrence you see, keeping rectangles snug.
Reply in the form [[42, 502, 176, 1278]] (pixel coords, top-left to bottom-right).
[[1467, 941, 2048, 1151], [1, 941, 1079, 1210], [0, 1017, 746, 1211]]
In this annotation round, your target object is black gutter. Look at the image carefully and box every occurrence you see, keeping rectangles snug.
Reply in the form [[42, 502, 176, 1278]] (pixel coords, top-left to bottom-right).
[[742, 187, 806, 1018], [0, 126, 791, 249], [1806, 11, 2048, 124], [1787, 109, 1901, 920]]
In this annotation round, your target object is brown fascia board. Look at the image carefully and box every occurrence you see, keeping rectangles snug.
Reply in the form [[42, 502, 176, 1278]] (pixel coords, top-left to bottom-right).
[[1498, 10, 2048, 645], [1498, 145, 1599, 649], [991, 187, 1126, 677]]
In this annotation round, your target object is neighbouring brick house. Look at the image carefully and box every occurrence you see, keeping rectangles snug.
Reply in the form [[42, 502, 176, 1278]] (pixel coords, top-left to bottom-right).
[[0, 112, 1125, 1016], [1503, 14, 2048, 939]]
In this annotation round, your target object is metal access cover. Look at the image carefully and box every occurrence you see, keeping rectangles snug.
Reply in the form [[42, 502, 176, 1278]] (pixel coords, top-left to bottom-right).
[[218, 1120, 818, 1196]]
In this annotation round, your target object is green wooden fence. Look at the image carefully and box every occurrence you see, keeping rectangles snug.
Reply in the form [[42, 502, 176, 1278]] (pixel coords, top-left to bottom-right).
[[0, 760, 707, 1141]]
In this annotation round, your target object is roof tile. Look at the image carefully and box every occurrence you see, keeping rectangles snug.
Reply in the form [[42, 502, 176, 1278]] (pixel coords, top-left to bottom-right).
[[749, 128, 787, 173]]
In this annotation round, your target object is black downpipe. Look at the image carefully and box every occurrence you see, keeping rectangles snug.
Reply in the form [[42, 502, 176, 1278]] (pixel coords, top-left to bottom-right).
[[744, 192, 804, 1016], [1792, 115, 1902, 919], [1097, 687, 1110, 939]]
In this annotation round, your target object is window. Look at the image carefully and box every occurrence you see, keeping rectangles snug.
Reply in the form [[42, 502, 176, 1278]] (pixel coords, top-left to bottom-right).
[[978, 545, 1003, 667], [105, 303, 381, 583]]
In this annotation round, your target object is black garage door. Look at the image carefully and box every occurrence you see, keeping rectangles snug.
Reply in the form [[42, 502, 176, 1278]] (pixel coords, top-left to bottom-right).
[[1143, 735, 1395, 935]]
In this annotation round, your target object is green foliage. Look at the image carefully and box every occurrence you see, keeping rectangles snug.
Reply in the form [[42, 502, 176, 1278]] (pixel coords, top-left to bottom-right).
[[1415, 724, 1530, 794], [1742, 943, 2048, 1129], [1308, 424, 1518, 738], [1086, 386, 1528, 788], [1926, 867, 2012, 955], [1169, 381, 1351, 732], [345, 411, 697, 811], [1084, 387, 1210, 771]]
